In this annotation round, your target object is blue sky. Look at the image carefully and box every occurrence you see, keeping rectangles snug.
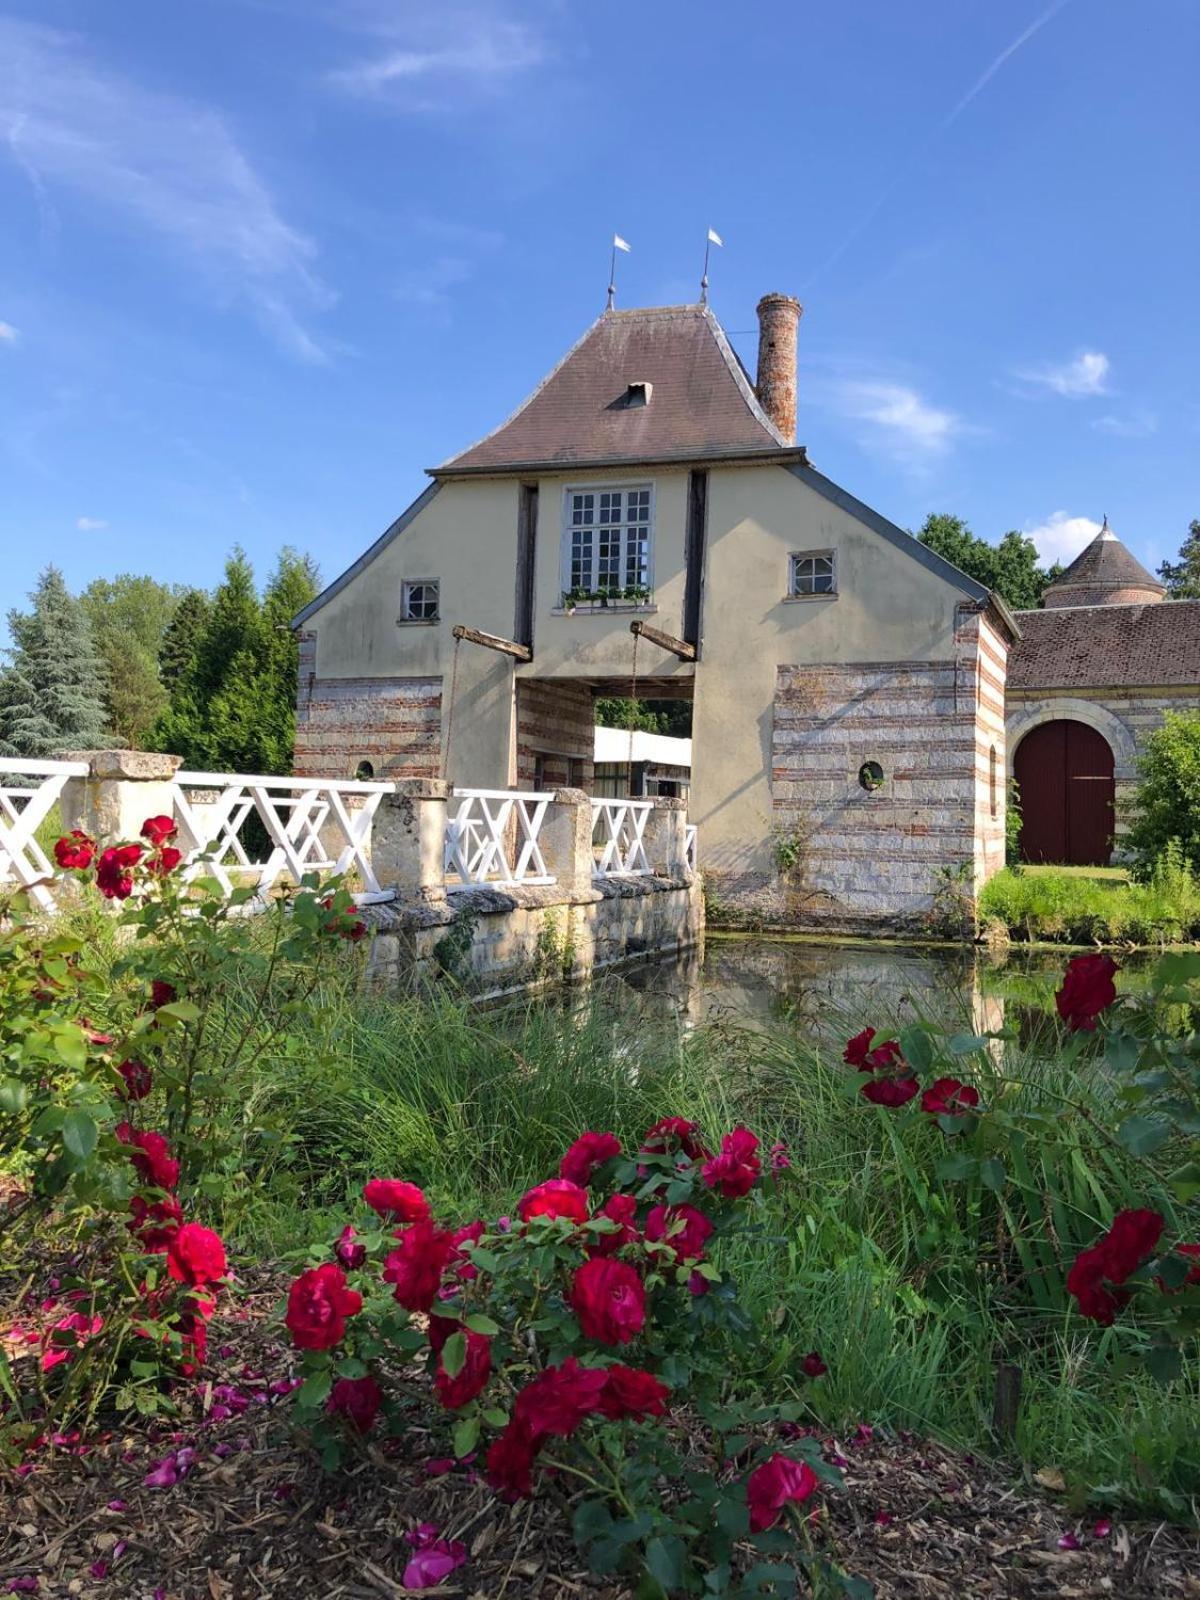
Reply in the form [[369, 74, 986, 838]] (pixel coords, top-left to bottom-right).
[[1, 0, 1197, 627]]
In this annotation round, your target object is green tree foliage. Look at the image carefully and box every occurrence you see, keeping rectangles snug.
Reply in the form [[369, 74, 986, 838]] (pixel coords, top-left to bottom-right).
[[916, 513, 1061, 611], [159, 588, 213, 693], [0, 566, 109, 757], [594, 698, 692, 737], [1157, 518, 1200, 599], [1127, 710, 1200, 878], [155, 548, 319, 774], [80, 574, 183, 748]]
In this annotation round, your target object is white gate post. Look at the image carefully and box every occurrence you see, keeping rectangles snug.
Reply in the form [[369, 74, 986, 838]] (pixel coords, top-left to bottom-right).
[[372, 778, 450, 903], [61, 751, 183, 843]]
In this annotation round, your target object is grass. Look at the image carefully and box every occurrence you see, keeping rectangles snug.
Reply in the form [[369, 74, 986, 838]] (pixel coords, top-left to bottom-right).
[[208, 967, 1200, 1517], [981, 852, 1200, 945]]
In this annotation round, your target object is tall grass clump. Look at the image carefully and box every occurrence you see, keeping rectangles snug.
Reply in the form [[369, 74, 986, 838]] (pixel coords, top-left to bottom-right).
[[980, 852, 1200, 944]]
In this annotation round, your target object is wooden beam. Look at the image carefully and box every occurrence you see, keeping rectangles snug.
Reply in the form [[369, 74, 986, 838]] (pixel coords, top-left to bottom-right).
[[629, 619, 697, 662], [451, 624, 532, 662]]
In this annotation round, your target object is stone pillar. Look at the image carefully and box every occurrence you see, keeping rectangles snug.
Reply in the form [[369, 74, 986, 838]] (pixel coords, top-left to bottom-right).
[[371, 778, 450, 903], [643, 796, 689, 877], [540, 788, 594, 898], [61, 751, 183, 843]]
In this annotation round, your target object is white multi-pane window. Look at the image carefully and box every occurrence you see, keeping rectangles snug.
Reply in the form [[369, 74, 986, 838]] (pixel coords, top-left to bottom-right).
[[788, 551, 836, 597], [401, 579, 439, 621], [564, 486, 653, 600]]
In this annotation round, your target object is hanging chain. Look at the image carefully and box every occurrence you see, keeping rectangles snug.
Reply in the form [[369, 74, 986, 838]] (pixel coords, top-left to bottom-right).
[[442, 633, 462, 780]]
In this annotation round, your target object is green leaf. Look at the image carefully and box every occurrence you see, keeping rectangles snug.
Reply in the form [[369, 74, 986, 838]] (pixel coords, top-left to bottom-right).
[[1144, 1343, 1183, 1385], [440, 1331, 467, 1379], [898, 1026, 934, 1075], [1117, 1116, 1172, 1158], [0, 1077, 28, 1114], [453, 1416, 480, 1457], [948, 1033, 991, 1056], [156, 1000, 202, 1024], [297, 1369, 332, 1408], [53, 1029, 88, 1072], [61, 1109, 98, 1161], [979, 1157, 1006, 1192], [645, 1535, 686, 1593], [572, 1497, 614, 1545], [936, 1151, 978, 1181], [1168, 1162, 1200, 1203], [465, 1313, 500, 1335], [482, 1406, 509, 1428]]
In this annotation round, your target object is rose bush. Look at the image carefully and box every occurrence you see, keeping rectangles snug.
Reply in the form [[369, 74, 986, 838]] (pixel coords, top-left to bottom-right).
[[283, 1126, 860, 1597]]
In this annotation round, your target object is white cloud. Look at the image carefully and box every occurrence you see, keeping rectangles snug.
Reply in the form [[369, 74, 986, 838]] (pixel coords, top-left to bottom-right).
[[830, 379, 965, 464], [1092, 409, 1157, 439], [1013, 350, 1110, 398], [329, 5, 552, 110], [0, 321, 17, 343], [1023, 510, 1102, 566], [76, 516, 108, 531], [0, 20, 331, 361]]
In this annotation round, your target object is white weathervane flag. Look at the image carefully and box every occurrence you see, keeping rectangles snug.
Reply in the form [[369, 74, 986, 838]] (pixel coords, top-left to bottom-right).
[[608, 235, 632, 307], [613, 234, 632, 252], [701, 228, 724, 302], [707, 228, 723, 247]]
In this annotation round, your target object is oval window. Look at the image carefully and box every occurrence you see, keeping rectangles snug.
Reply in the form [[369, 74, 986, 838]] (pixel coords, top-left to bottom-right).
[[858, 761, 885, 792], [354, 759, 376, 781]]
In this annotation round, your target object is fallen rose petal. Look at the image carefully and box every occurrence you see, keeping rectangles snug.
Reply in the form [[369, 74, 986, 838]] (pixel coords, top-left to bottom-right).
[[424, 1457, 455, 1476], [112, 1541, 128, 1562], [105, 1500, 128, 1512], [1057, 1532, 1081, 1551], [8, 1580, 38, 1594], [873, 1511, 894, 1527], [1093, 1519, 1112, 1538], [89, 1564, 108, 1581], [401, 1540, 468, 1590], [142, 1458, 178, 1488]]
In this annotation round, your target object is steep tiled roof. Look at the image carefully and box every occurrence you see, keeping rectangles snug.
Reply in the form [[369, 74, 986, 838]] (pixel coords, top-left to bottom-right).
[[1043, 521, 1164, 606], [1009, 601, 1200, 690], [436, 305, 797, 475]]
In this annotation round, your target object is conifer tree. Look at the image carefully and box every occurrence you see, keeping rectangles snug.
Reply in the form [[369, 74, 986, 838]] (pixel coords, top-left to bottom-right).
[[158, 588, 212, 692], [1157, 519, 1200, 599], [0, 567, 109, 757]]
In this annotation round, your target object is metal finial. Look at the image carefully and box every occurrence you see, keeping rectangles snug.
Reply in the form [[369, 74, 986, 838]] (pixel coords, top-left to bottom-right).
[[699, 272, 709, 305], [606, 281, 615, 310]]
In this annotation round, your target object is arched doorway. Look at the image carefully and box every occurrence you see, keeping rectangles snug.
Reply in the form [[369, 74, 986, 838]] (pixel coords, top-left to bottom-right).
[[1014, 720, 1115, 865]]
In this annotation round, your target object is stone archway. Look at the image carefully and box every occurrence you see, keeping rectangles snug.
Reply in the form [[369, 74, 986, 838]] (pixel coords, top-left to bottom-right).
[[1005, 698, 1137, 782], [1013, 719, 1116, 865]]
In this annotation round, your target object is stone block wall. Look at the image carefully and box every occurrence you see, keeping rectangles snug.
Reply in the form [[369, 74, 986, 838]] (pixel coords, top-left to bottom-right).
[[515, 680, 595, 791], [967, 611, 1009, 888], [294, 632, 443, 780]]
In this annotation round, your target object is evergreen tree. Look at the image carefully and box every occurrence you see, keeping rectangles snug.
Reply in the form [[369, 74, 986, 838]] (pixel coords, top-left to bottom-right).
[[0, 567, 109, 757], [159, 588, 213, 693], [916, 514, 1059, 611], [1157, 519, 1200, 599], [81, 574, 182, 748]]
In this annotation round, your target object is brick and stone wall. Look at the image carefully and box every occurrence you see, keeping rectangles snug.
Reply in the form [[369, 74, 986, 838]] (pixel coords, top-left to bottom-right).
[[969, 611, 1010, 888], [515, 680, 595, 791], [294, 633, 442, 780], [1006, 684, 1196, 851]]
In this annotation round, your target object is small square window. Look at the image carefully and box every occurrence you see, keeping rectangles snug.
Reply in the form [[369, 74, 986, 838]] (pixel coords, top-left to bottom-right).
[[401, 579, 439, 621], [788, 551, 836, 597]]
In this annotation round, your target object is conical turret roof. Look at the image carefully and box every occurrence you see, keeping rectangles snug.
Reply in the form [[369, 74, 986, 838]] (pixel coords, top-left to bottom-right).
[[1042, 519, 1164, 608]]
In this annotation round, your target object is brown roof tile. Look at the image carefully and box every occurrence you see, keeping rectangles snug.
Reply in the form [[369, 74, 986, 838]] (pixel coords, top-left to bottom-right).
[[1009, 601, 1200, 690], [436, 305, 795, 475]]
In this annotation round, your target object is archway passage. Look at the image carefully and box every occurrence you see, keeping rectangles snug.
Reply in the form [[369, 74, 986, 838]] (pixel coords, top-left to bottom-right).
[[1015, 719, 1115, 866]]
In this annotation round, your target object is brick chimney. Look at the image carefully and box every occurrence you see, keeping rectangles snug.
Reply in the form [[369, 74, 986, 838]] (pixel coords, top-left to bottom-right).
[[755, 293, 802, 444]]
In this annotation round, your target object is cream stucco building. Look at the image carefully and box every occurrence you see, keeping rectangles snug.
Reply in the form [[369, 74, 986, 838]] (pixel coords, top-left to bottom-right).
[[293, 293, 1015, 932]]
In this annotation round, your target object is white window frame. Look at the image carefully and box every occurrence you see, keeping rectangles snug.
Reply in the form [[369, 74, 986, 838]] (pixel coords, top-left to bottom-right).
[[560, 483, 655, 607], [787, 549, 837, 600], [400, 578, 440, 623]]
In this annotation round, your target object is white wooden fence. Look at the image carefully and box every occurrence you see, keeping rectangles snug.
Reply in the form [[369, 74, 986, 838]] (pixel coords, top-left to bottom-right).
[[444, 788, 554, 890], [0, 758, 90, 911], [590, 798, 653, 878]]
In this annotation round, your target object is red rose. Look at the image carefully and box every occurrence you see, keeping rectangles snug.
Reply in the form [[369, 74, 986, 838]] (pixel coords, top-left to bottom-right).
[[435, 1328, 492, 1409], [363, 1178, 431, 1223], [588, 1193, 640, 1257], [96, 843, 143, 899], [147, 846, 182, 877], [595, 1365, 669, 1421], [702, 1126, 761, 1198], [286, 1264, 363, 1350], [117, 1060, 152, 1101], [1056, 953, 1118, 1032], [1102, 1208, 1164, 1281], [486, 1417, 541, 1499], [746, 1454, 820, 1532], [334, 1225, 366, 1269], [800, 1351, 827, 1378], [1066, 1243, 1129, 1325], [141, 816, 178, 847], [449, 1220, 484, 1281], [54, 831, 96, 870], [644, 1203, 713, 1263], [640, 1117, 709, 1161], [844, 1028, 905, 1073], [920, 1078, 980, 1116], [166, 1223, 227, 1288], [514, 1357, 608, 1438], [116, 1123, 180, 1190], [328, 1374, 383, 1433], [383, 1220, 455, 1312], [861, 1075, 920, 1108], [559, 1131, 622, 1187], [150, 980, 177, 1010], [179, 1306, 209, 1376], [128, 1193, 183, 1251], [843, 1028, 876, 1067], [1067, 1209, 1165, 1323], [517, 1178, 590, 1225], [570, 1258, 646, 1346]]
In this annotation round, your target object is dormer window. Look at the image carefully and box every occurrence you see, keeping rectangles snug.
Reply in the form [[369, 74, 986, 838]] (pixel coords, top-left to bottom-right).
[[561, 485, 654, 608], [614, 380, 652, 409]]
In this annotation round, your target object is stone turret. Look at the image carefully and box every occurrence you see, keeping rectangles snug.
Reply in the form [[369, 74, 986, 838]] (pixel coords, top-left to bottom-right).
[[1042, 519, 1165, 608]]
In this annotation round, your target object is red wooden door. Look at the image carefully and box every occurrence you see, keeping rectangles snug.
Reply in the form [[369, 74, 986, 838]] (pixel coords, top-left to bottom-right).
[[1015, 720, 1114, 866]]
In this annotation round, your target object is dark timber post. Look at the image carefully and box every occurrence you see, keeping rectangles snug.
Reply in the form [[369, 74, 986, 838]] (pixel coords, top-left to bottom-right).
[[515, 483, 538, 652], [683, 469, 708, 656]]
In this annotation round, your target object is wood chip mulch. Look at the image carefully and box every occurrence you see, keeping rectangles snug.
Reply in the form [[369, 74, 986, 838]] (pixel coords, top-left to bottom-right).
[[3, 1273, 1199, 1600]]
